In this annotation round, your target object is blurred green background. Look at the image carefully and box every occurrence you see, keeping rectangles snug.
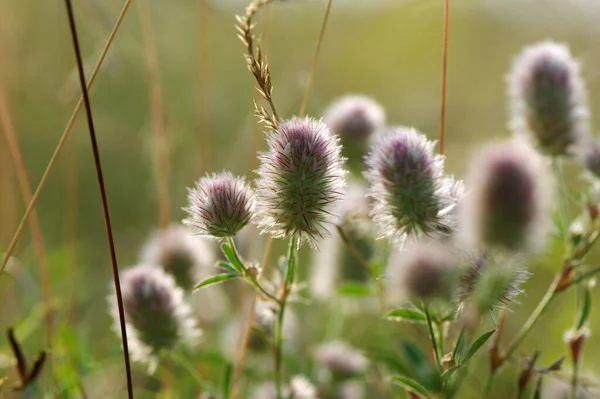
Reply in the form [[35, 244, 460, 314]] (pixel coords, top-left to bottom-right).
[[1, 0, 600, 397]]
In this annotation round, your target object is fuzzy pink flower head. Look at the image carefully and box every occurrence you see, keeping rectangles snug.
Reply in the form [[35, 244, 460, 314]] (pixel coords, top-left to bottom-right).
[[508, 40, 589, 156], [459, 139, 551, 253], [365, 127, 454, 243], [184, 172, 255, 239], [323, 95, 385, 141], [386, 240, 457, 302], [109, 265, 200, 371], [255, 116, 346, 247]]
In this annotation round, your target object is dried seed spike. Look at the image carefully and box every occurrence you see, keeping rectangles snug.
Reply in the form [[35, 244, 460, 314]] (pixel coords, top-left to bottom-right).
[[7, 328, 26, 381], [23, 352, 46, 386]]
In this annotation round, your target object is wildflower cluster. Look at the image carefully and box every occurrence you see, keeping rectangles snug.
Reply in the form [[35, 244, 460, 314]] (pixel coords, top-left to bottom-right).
[[99, 7, 600, 398]]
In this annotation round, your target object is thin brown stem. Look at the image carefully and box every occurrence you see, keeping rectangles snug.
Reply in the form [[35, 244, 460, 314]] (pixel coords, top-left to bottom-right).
[[0, 85, 53, 345], [0, 0, 132, 277], [228, 235, 274, 399], [438, 0, 449, 155], [298, 0, 333, 117], [198, 0, 211, 175], [138, 0, 170, 229], [62, 0, 133, 397]]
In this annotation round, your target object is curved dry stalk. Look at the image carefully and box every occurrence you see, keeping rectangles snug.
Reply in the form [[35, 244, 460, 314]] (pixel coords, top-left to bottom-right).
[[0, 86, 53, 345], [298, 0, 333, 117], [137, 0, 170, 229], [198, 0, 211, 174], [62, 0, 133, 397], [438, 0, 449, 155], [0, 0, 132, 277]]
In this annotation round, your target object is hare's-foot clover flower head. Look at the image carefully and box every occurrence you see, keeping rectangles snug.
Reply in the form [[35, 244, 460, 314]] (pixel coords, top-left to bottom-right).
[[109, 265, 200, 372], [255, 116, 346, 247], [455, 251, 530, 312], [365, 127, 452, 243], [140, 223, 215, 291], [386, 240, 457, 302], [323, 95, 385, 141], [508, 40, 589, 156], [459, 139, 551, 253], [184, 172, 255, 239]]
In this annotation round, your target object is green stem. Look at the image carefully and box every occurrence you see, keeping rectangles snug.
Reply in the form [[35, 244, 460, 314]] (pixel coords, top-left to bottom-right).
[[437, 321, 445, 360], [226, 237, 280, 303], [247, 275, 280, 304], [274, 234, 298, 399], [551, 157, 570, 234], [423, 303, 442, 370], [503, 285, 556, 363], [164, 351, 206, 391], [480, 372, 494, 399], [570, 356, 580, 399]]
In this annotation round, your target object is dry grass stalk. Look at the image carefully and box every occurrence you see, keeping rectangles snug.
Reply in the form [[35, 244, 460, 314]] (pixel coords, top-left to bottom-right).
[[0, 0, 133, 277], [198, 0, 211, 174], [138, 0, 171, 229], [438, 0, 449, 155], [62, 0, 133, 395], [299, 0, 333, 117], [0, 84, 54, 345]]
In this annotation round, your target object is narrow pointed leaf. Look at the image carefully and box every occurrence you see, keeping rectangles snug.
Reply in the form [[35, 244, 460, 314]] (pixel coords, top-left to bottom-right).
[[220, 243, 244, 272], [217, 261, 238, 274], [338, 282, 371, 297], [387, 308, 427, 322], [194, 273, 239, 291], [392, 376, 434, 399], [462, 329, 495, 364]]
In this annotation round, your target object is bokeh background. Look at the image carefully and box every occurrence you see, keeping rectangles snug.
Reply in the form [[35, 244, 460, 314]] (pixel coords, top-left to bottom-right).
[[1, 0, 600, 397]]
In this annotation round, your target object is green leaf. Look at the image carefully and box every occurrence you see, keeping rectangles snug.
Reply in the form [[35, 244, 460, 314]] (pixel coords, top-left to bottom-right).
[[194, 273, 239, 291], [441, 366, 459, 381], [220, 363, 233, 399], [576, 284, 592, 330], [462, 329, 495, 364], [392, 376, 434, 399], [221, 243, 244, 272], [337, 281, 371, 296], [217, 261, 238, 274], [365, 348, 409, 375], [387, 308, 427, 322]]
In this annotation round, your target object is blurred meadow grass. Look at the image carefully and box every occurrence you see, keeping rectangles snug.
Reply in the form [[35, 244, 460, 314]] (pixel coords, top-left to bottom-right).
[[1, 0, 600, 397]]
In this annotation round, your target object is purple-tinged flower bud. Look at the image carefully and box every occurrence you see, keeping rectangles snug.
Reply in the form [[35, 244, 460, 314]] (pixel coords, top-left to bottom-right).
[[364, 127, 452, 243], [255, 116, 346, 247], [140, 223, 229, 325], [508, 41, 589, 156], [386, 240, 457, 302], [455, 251, 530, 312], [290, 375, 318, 399], [459, 139, 551, 252], [109, 265, 200, 371], [323, 95, 385, 176], [315, 341, 369, 379], [140, 223, 216, 291], [581, 137, 600, 179], [323, 95, 385, 141], [184, 172, 255, 239]]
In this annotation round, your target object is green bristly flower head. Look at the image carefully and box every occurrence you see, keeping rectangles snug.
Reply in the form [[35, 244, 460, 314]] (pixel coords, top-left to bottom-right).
[[254, 116, 346, 247], [184, 172, 255, 239]]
